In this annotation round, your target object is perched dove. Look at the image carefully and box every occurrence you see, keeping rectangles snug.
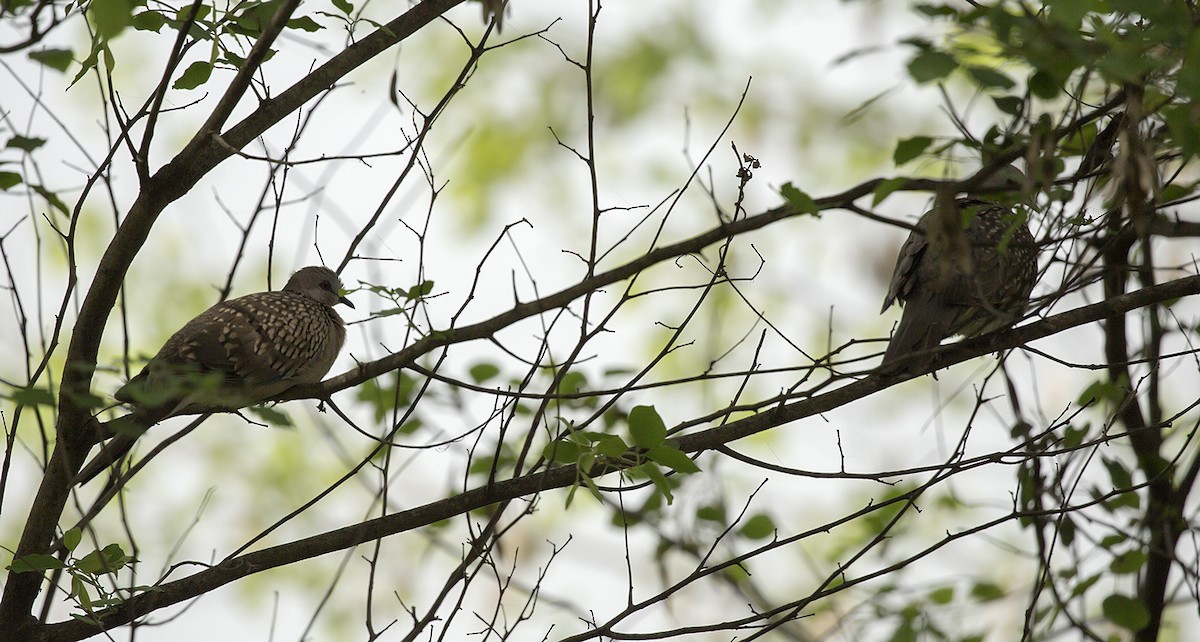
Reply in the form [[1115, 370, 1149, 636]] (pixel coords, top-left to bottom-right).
[[78, 266, 353, 483], [880, 198, 1037, 373]]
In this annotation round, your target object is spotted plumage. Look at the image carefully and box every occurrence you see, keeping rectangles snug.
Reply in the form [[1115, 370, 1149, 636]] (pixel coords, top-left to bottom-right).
[[880, 199, 1037, 373], [78, 266, 352, 484], [115, 266, 351, 413]]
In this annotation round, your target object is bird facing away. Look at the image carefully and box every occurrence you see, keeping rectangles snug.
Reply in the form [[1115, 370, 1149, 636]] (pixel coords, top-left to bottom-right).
[[79, 266, 353, 483], [879, 198, 1037, 373]]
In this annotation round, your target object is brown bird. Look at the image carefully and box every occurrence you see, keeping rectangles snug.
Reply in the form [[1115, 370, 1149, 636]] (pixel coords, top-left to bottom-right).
[[880, 198, 1037, 373], [78, 266, 353, 483]]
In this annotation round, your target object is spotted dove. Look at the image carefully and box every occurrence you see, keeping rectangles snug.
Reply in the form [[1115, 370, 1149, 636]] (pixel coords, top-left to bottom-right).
[[78, 266, 353, 483], [880, 198, 1037, 373]]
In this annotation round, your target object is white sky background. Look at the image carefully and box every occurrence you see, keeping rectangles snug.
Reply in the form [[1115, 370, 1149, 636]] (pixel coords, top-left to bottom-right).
[[2, 0, 1198, 640]]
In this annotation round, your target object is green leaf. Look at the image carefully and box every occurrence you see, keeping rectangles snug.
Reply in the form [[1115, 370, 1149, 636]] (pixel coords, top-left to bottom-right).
[[230, 0, 282, 36], [131, 10, 166, 32], [780, 182, 819, 215], [332, 0, 353, 14], [1101, 456, 1133, 488], [696, 505, 724, 523], [542, 438, 581, 464], [247, 405, 292, 427], [28, 49, 73, 72], [556, 371, 586, 396], [1070, 573, 1101, 598], [1062, 423, 1088, 448], [10, 386, 55, 407], [1109, 550, 1147, 574], [929, 586, 955, 605], [1102, 594, 1150, 631], [970, 581, 1005, 602], [628, 405, 666, 448], [6, 135, 46, 152], [893, 136, 933, 165], [0, 172, 22, 190], [871, 177, 909, 206], [76, 543, 131, 574], [992, 95, 1024, 116], [586, 433, 628, 457], [63, 528, 82, 552], [639, 462, 674, 504], [966, 65, 1015, 90], [1077, 379, 1123, 405], [579, 474, 603, 502], [468, 362, 500, 384], [1059, 515, 1075, 546], [287, 16, 321, 32], [173, 61, 212, 90], [1028, 70, 1061, 99], [89, 0, 134, 40], [8, 554, 67, 573], [646, 444, 700, 473], [739, 513, 775, 540], [176, 3, 211, 23], [405, 280, 434, 300], [907, 50, 957, 83]]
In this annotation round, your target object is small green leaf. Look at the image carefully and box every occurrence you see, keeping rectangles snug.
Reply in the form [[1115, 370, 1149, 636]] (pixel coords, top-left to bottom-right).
[[405, 280, 434, 300], [893, 136, 933, 165], [556, 371, 586, 396], [628, 405, 666, 448], [0, 172, 22, 190], [1070, 573, 1101, 598], [1102, 594, 1150, 631], [739, 513, 775, 540], [587, 433, 628, 457], [929, 586, 955, 605], [1077, 379, 1123, 405], [696, 505, 724, 523], [1101, 456, 1133, 488], [30, 183, 68, 212], [639, 462, 674, 504], [8, 554, 67, 573], [966, 65, 1015, 90], [1062, 423, 1088, 448], [131, 10, 165, 32], [89, 0, 134, 40], [10, 386, 55, 407], [1109, 550, 1147, 574], [970, 581, 1005, 602], [63, 528, 82, 552], [28, 49, 73, 72], [247, 405, 292, 427], [907, 50, 957, 83], [76, 543, 131, 574], [1059, 515, 1075, 546], [992, 95, 1024, 116], [287, 16, 321, 32], [173, 61, 212, 90], [543, 439, 581, 464], [332, 0, 353, 14], [579, 474, 603, 502], [468, 363, 500, 384], [646, 444, 700, 473], [6, 136, 46, 152], [177, 3, 210, 23], [871, 177, 909, 206], [780, 182, 819, 215], [1028, 70, 1061, 99]]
